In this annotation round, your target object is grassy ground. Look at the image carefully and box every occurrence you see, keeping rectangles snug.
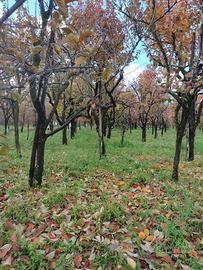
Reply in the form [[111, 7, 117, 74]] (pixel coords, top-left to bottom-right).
[[0, 127, 202, 270]]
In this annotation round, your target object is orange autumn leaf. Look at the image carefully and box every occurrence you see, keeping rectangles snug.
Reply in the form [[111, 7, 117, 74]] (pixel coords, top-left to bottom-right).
[[189, 250, 198, 258], [139, 231, 147, 240]]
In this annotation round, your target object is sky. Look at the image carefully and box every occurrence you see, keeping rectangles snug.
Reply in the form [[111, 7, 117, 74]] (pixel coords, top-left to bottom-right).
[[124, 44, 149, 85], [0, 0, 149, 83], [0, 3, 2, 17]]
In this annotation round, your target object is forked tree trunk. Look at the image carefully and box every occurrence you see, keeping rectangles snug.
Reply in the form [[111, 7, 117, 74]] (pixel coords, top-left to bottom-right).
[[172, 106, 189, 181], [29, 120, 46, 187]]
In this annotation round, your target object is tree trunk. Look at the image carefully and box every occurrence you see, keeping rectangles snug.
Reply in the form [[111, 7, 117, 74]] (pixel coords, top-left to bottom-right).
[[188, 99, 195, 161], [107, 125, 112, 139], [4, 118, 8, 135], [98, 105, 105, 158], [164, 122, 167, 133], [49, 120, 54, 132], [70, 120, 77, 139], [154, 124, 158, 139], [21, 110, 26, 133], [29, 120, 46, 187], [172, 106, 189, 181], [141, 125, 147, 142], [27, 122, 29, 140], [62, 127, 68, 145], [151, 122, 154, 135], [129, 110, 132, 134], [12, 101, 21, 157]]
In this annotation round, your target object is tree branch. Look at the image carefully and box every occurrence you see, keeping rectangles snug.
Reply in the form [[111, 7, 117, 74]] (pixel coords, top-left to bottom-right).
[[0, 0, 27, 25]]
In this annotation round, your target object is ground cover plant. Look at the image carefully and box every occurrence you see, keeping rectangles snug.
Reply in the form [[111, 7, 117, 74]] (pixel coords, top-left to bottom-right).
[[0, 0, 203, 269], [0, 128, 202, 269]]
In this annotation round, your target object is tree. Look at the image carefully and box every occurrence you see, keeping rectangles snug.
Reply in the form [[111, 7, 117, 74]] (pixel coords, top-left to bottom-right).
[[121, 0, 203, 180], [72, 0, 134, 158], [0, 98, 12, 135], [132, 67, 166, 142]]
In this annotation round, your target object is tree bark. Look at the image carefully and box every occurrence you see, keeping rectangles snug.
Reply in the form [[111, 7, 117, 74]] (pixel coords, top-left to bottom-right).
[[98, 104, 105, 158], [21, 110, 26, 133], [172, 106, 189, 181], [107, 125, 112, 139], [62, 127, 68, 145], [141, 125, 147, 142], [70, 119, 77, 139], [188, 98, 195, 161], [4, 118, 8, 135], [154, 124, 158, 139], [27, 122, 29, 140], [29, 120, 46, 187], [12, 101, 21, 157], [151, 121, 154, 135]]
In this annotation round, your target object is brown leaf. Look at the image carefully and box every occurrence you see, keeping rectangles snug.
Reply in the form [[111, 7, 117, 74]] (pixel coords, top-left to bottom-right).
[[30, 224, 46, 239], [11, 233, 17, 242], [2, 255, 12, 266], [162, 256, 174, 264], [6, 220, 14, 231], [74, 255, 82, 268], [26, 223, 35, 232], [0, 244, 12, 259]]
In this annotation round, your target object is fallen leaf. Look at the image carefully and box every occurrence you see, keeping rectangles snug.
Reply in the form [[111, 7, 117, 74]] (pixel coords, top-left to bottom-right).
[[117, 181, 125, 187], [162, 256, 174, 264], [189, 250, 198, 258], [146, 235, 155, 242], [74, 255, 82, 268], [2, 255, 12, 266], [144, 229, 150, 237], [0, 244, 12, 259], [30, 224, 46, 239], [181, 264, 191, 270], [46, 250, 56, 261], [127, 256, 136, 269], [11, 232, 17, 242], [139, 231, 147, 240], [141, 242, 154, 253], [6, 220, 14, 231]]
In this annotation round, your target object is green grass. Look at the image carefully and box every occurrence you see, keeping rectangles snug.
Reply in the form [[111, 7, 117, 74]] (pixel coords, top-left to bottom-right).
[[0, 127, 202, 269]]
